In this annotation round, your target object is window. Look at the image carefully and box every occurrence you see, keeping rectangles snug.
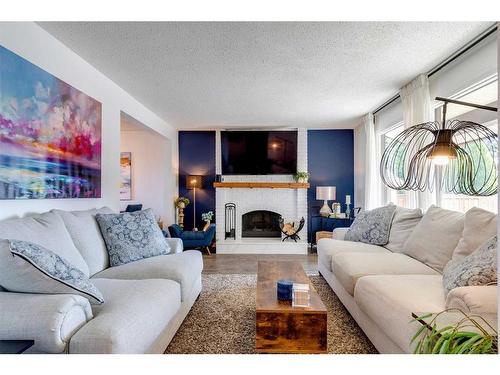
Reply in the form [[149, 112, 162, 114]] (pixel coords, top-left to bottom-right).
[[436, 79, 498, 213], [380, 122, 413, 208]]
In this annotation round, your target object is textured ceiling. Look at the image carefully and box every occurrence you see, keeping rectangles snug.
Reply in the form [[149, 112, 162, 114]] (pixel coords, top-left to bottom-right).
[[39, 22, 492, 129]]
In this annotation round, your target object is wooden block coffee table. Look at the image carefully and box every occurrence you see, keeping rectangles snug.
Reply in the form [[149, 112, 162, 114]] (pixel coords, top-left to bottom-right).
[[256, 261, 327, 354]]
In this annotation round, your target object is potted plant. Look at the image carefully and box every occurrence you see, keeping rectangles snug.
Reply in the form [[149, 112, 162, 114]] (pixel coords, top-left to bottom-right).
[[294, 171, 309, 183], [175, 196, 190, 209], [411, 309, 498, 354], [201, 211, 214, 231]]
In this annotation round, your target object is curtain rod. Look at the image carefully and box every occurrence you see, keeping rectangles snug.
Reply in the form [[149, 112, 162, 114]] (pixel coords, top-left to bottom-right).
[[372, 23, 498, 116]]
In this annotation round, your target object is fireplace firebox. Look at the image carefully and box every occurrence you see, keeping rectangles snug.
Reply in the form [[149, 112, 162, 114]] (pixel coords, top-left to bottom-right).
[[242, 210, 281, 238]]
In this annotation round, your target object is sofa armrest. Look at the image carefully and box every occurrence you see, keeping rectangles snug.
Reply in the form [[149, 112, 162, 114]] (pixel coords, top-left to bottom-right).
[[165, 238, 183, 254], [332, 227, 350, 241], [445, 285, 498, 314], [0, 292, 93, 353]]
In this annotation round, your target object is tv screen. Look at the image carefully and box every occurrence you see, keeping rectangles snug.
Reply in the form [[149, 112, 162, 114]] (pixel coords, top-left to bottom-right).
[[221, 130, 298, 175]]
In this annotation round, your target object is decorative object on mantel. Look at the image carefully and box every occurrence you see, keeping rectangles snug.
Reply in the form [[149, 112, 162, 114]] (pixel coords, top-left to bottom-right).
[[345, 195, 352, 218], [278, 217, 305, 242], [174, 197, 190, 228], [225, 203, 236, 240], [277, 279, 293, 301], [381, 96, 498, 196], [316, 186, 336, 216], [186, 175, 203, 230], [293, 171, 309, 183], [201, 211, 214, 231]]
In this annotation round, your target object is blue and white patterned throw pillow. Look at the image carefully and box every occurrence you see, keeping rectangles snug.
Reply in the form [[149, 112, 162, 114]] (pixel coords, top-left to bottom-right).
[[4, 239, 104, 304], [95, 209, 170, 267], [443, 236, 497, 294], [344, 204, 397, 245]]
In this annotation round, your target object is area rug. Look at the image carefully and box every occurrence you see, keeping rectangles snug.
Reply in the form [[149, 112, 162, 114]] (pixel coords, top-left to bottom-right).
[[165, 274, 378, 354]]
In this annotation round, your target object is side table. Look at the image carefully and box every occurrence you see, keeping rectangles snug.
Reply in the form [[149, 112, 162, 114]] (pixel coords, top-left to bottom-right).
[[0, 340, 34, 354]]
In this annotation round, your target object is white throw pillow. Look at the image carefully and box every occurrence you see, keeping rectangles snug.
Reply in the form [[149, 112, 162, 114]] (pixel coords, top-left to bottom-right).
[[385, 207, 422, 253], [452, 207, 497, 261], [402, 205, 464, 272], [54, 207, 114, 276]]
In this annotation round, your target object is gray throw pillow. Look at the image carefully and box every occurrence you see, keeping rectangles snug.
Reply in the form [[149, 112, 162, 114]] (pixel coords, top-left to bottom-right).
[[0, 239, 103, 304], [442, 236, 497, 295], [344, 204, 397, 245], [95, 209, 170, 267]]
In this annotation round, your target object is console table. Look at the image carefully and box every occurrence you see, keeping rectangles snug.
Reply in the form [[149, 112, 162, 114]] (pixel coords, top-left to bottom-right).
[[310, 215, 353, 245]]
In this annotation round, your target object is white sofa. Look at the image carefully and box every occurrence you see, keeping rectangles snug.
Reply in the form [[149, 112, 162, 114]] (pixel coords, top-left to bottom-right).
[[0, 208, 203, 354], [317, 207, 498, 354]]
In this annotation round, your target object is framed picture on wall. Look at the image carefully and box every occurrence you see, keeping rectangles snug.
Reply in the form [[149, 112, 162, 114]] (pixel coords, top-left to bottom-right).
[[120, 152, 132, 200], [0, 45, 102, 200]]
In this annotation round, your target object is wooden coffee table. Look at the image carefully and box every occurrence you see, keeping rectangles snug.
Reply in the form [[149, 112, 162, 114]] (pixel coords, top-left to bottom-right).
[[256, 261, 327, 353]]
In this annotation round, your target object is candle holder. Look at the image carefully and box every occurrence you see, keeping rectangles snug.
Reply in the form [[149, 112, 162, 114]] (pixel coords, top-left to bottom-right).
[[345, 204, 351, 219]]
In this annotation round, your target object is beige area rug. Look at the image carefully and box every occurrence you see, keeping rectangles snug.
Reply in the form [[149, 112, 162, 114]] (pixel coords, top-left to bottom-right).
[[165, 274, 377, 354]]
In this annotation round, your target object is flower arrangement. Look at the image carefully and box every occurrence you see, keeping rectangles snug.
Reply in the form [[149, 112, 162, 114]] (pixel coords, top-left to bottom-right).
[[175, 197, 190, 208], [293, 171, 309, 183], [202, 211, 214, 222]]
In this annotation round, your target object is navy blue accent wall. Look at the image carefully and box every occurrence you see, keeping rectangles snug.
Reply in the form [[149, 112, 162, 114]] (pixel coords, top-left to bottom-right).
[[307, 130, 354, 242], [178, 131, 216, 230]]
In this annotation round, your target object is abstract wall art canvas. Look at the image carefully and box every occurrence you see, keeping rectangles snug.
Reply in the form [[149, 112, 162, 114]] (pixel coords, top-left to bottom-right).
[[0, 45, 102, 200], [120, 152, 132, 200]]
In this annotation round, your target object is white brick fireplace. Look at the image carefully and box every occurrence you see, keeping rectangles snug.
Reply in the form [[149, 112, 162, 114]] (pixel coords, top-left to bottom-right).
[[214, 129, 309, 254]]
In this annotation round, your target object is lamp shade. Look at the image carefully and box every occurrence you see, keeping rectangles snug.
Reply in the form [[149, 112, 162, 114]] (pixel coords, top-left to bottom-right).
[[186, 175, 202, 189], [316, 186, 336, 201]]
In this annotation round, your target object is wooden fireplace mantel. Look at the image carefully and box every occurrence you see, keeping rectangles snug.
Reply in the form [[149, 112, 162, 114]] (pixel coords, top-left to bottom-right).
[[213, 182, 310, 189]]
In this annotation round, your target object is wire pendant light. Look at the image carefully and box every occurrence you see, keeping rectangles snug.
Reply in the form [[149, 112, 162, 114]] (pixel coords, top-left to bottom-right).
[[380, 97, 498, 196]]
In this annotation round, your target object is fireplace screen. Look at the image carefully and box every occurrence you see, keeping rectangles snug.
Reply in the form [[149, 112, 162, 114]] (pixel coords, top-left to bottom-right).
[[242, 210, 281, 238]]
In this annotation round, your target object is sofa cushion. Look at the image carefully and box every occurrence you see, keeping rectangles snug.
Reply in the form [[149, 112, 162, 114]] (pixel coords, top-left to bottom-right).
[[385, 207, 422, 253], [95, 209, 170, 267], [446, 285, 498, 314], [92, 250, 202, 301], [317, 238, 390, 272], [69, 278, 181, 353], [54, 207, 114, 276], [354, 275, 445, 353], [452, 207, 497, 261], [0, 239, 103, 304], [442, 236, 497, 294], [0, 211, 90, 276], [345, 204, 397, 245], [402, 205, 464, 272], [332, 252, 439, 295]]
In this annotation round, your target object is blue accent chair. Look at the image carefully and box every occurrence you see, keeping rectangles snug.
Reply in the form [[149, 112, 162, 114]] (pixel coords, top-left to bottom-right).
[[168, 224, 216, 255]]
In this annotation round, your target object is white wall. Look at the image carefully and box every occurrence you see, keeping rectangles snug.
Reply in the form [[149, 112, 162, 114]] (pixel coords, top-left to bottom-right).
[[120, 126, 173, 224], [0, 22, 177, 222]]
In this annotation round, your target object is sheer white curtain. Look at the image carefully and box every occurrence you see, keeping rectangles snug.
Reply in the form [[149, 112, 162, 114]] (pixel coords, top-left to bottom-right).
[[364, 113, 382, 209], [400, 74, 436, 210]]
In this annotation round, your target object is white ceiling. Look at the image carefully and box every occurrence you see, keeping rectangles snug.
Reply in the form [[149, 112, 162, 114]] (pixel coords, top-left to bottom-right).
[[39, 22, 492, 130]]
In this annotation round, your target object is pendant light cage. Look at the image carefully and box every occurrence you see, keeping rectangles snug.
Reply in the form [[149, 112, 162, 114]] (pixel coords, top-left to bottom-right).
[[380, 120, 498, 196]]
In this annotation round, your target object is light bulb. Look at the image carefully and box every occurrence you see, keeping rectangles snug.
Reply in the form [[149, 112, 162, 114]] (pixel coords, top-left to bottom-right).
[[433, 156, 450, 166]]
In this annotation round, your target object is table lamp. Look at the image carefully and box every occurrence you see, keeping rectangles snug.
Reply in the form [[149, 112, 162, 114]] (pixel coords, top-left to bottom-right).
[[186, 175, 202, 229], [316, 186, 336, 217]]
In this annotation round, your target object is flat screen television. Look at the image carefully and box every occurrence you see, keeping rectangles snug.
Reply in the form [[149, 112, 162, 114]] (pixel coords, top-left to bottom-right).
[[221, 130, 298, 175]]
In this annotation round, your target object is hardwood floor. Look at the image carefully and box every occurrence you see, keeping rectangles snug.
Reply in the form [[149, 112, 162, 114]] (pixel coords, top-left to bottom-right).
[[202, 253, 318, 274]]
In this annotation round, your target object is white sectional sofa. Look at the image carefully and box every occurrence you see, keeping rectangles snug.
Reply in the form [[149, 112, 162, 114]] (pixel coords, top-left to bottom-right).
[[0, 208, 203, 354], [317, 206, 498, 354]]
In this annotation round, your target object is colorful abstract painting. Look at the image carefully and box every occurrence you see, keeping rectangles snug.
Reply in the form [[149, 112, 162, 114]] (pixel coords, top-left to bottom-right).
[[120, 152, 131, 200], [0, 45, 102, 199]]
